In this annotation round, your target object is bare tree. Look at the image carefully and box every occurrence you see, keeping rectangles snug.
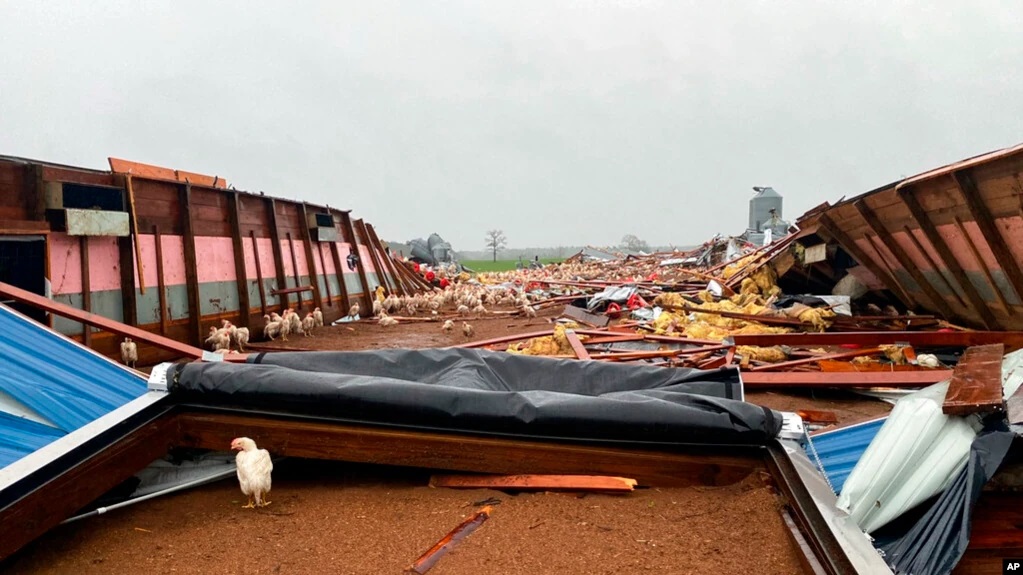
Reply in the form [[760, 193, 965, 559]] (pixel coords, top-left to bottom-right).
[[620, 234, 650, 252], [484, 230, 507, 262]]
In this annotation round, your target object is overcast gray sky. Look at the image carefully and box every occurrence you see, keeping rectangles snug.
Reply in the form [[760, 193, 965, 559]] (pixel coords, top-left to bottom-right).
[[2, 1, 1021, 251]]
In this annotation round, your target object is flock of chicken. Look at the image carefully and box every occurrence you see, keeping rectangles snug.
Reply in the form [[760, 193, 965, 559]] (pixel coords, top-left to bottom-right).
[[261, 307, 324, 342], [117, 283, 539, 368]]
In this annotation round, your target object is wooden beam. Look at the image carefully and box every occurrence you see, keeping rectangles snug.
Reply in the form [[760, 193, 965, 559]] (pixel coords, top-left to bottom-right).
[[897, 186, 999, 329], [297, 203, 324, 312], [902, 224, 970, 308], [817, 213, 912, 307], [357, 219, 391, 295], [124, 174, 146, 294], [153, 225, 169, 335], [854, 200, 956, 319], [564, 329, 591, 359], [339, 212, 374, 311], [943, 343, 1005, 415], [179, 183, 203, 346], [366, 223, 407, 296], [315, 241, 332, 306], [266, 198, 290, 312], [0, 413, 180, 561], [79, 236, 92, 347], [329, 239, 351, 314], [741, 370, 952, 388], [249, 231, 268, 317], [731, 330, 1023, 350], [228, 192, 251, 330], [116, 234, 138, 328], [429, 474, 637, 492], [953, 216, 1012, 313], [174, 411, 763, 487], [285, 232, 304, 311], [0, 281, 205, 359], [953, 169, 1023, 305]]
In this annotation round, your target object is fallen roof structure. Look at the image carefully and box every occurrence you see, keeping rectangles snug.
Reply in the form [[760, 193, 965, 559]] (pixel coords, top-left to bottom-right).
[[0, 303, 146, 469], [791, 142, 1023, 330]]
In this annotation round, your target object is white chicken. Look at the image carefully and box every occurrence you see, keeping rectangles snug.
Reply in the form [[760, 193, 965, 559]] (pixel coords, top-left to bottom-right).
[[231, 437, 273, 508], [234, 327, 250, 352], [120, 337, 138, 368], [347, 302, 361, 320], [205, 326, 230, 351], [442, 319, 454, 332], [462, 322, 474, 339], [263, 314, 283, 340], [521, 305, 537, 319], [378, 314, 399, 327], [302, 312, 316, 336], [312, 306, 324, 327], [372, 299, 383, 317], [287, 309, 304, 337]]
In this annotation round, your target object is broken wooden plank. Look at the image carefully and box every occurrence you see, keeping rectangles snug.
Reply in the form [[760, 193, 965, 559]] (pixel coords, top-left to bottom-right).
[[795, 410, 839, 425], [564, 330, 591, 359], [429, 474, 637, 492], [942, 343, 1005, 415], [406, 506, 492, 574], [561, 304, 611, 328], [741, 370, 952, 388]]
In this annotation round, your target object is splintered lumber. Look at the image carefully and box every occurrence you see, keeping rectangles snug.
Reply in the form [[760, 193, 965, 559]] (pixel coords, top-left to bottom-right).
[[942, 343, 1005, 415], [741, 370, 953, 388], [564, 330, 591, 359], [405, 506, 492, 574], [795, 410, 839, 425], [430, 474, 637, 493]]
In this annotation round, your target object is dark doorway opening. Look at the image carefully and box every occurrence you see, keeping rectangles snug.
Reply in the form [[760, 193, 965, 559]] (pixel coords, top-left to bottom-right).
[[0, 236, 47, 324]]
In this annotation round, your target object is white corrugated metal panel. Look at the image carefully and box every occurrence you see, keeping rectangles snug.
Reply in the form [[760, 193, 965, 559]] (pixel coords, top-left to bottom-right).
[[836, 379, 982, 533]]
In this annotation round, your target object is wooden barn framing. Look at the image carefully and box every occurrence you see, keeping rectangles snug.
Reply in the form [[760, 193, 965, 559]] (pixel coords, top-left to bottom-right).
[[0, 154, 427, 363]]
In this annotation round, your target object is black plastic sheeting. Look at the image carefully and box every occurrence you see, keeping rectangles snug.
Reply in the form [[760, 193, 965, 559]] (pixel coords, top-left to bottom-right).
[[169, 348, 781, 446], [880, 425, 1016, 575]]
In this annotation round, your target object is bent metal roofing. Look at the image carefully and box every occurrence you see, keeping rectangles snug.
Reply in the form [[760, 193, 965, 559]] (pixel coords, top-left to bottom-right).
[[0, 304, 146, 469]]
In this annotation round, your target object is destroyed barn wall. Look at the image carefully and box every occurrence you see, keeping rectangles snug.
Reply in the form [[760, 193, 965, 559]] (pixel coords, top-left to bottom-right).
[[809, 143, 1023, 329], [0, 155, 414, 363]]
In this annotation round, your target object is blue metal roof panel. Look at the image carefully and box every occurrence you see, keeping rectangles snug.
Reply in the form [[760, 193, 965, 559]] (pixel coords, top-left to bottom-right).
[[0, 411, 65, 469], [805, 417, 886, 494], [0, 304, 146, 469]]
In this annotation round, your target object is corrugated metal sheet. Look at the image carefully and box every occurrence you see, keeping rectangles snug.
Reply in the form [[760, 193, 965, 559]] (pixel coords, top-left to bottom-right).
[[804, 417, 885, 494], [0, 304, 146, 468], [0, 411, 64, 469]]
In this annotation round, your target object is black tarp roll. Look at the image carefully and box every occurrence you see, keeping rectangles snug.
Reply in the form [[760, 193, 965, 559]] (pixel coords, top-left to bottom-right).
[[169, 348, 781, 446], [880, 426, 1016, 575]]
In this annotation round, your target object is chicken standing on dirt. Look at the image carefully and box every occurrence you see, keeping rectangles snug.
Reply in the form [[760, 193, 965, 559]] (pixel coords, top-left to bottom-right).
[[231, 437, 273, 508], [442, 319, 454, 332], [312, 306, 324, 327], [462, 322, 474, 339], [120, 337, 137, 368], [347, 302, 360, 319]]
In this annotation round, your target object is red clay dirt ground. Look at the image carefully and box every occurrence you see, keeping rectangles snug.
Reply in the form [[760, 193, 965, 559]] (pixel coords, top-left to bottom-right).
[[6, 461, 805, 575]]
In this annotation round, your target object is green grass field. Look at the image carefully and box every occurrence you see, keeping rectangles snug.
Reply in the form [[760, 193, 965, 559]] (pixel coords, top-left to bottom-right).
[[460, 258, 563, 272]]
